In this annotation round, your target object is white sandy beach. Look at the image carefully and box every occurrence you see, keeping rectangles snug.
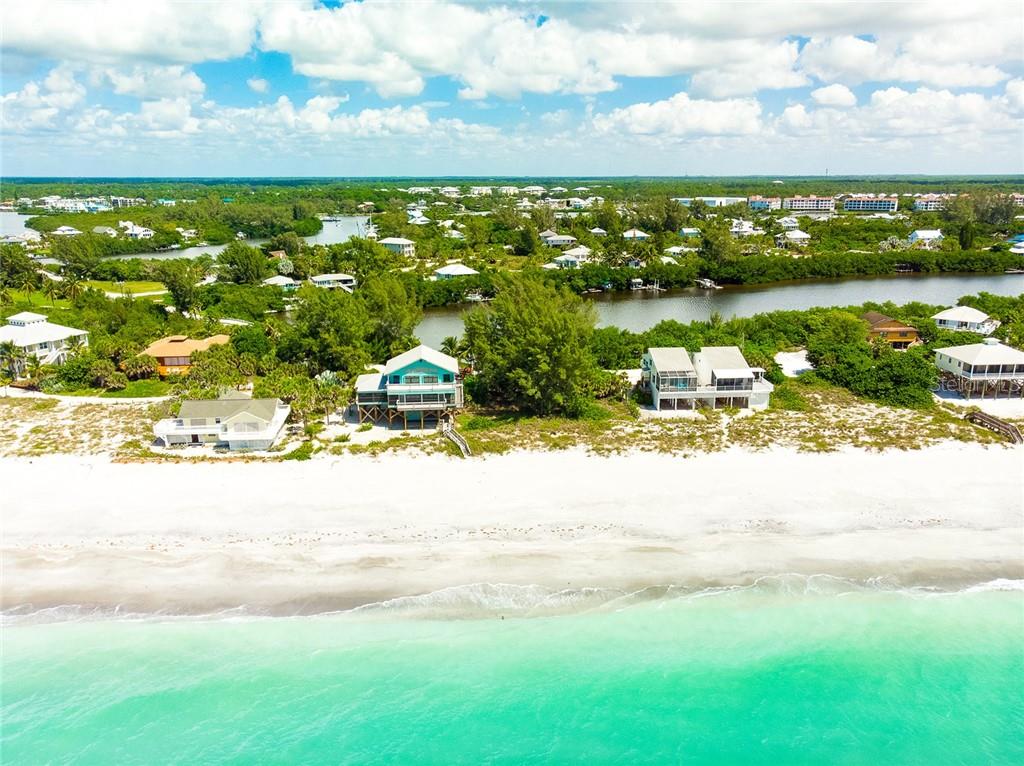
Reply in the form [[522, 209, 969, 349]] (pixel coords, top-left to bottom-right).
[[2, 446, 1022, 615]]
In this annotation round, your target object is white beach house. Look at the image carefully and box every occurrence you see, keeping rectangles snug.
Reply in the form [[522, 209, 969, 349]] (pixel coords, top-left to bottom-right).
[[909, 229, 943, 247], [310, 273, 357, 291], [153, 397, 291, 450], [0, 312, 89, 370], [622, 228, 650, 241], [931, 306, 1001, 335], [641, 346, 773, 411], [544, 233, 578, 247], [777, 229, 811, 247], [934, 338, 1024, 399], [433, 263, 479, 280], [262, 275, 299, 291], [379, 237, 416, 257]]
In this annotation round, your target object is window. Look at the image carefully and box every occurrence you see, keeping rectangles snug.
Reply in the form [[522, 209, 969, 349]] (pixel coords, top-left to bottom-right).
[[390, 375, 400, 384], [443, 374, 453, 383], [422, 375, 438, 384]]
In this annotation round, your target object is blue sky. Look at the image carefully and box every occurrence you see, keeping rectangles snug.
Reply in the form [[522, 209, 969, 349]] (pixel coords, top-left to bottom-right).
[[2, 1, 1022, 177]]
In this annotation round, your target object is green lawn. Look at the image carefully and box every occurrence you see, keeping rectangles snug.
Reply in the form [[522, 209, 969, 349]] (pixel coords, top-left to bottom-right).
[[84, 280, 166, 294], [62, 379, 172, 398], [4, 290, 71, 310]]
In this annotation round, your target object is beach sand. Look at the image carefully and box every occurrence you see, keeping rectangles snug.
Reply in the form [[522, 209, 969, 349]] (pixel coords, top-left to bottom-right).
[[2, 445, 1022, 615]]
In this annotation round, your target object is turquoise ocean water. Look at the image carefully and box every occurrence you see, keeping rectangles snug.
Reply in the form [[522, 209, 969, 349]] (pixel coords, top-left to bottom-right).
[[3, 578, 1023, 765]]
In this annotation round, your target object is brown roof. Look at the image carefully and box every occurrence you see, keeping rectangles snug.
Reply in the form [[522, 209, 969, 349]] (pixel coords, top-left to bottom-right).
[[861, 312, 917, 332], [143, 334, 230, 359]]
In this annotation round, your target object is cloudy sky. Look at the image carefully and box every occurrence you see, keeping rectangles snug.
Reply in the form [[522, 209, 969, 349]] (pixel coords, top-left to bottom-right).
[[2, 0, 1022, 177]]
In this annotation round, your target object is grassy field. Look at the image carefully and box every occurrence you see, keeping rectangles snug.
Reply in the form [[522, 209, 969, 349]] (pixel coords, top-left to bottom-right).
[[4, 290, 72, 310], [83, 280, 166, 294], [61, 379, 172, 398]]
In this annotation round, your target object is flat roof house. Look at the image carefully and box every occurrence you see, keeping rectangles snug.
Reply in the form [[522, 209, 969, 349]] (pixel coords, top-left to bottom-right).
[[142, 334, 230, 377], [379, 237, 416, 257], [935, 338, 1024, 399], [355, 345, 463, 429], [310, 273, 357, 291], [931, 306, 1000, 336], [641, 346, 773, 412], [0, 312, 89, 369], [153, 397, 291, 450], [862, 311, 920, 349]]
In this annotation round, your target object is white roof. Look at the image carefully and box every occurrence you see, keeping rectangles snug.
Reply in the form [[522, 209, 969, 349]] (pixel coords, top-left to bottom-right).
[[695, 346, 754, 378], [647, 347, 695, 374], [263, 275, 297, 286], [911, 229, 943, 238], [563, 245, 592, 257], [936, 339, 1024, 365], [355, 372, 385, 394], [434, 263, 479, 277], [0, 313, 88, 347], [379, 237, 414, 245], [932, 306, 990, 323], [785, 229, 811, 239], [623, 228, 649, 239], [589, 227, 606, 234], [546, 234, 577, 244], [310, 272, 355, 282], [383, 344, 459, 375]]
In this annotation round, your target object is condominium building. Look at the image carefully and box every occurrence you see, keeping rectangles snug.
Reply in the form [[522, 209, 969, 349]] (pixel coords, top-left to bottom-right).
[[748, 196, 781, 211], [843, 195, 898, 213], [783, 196, 836, 212]]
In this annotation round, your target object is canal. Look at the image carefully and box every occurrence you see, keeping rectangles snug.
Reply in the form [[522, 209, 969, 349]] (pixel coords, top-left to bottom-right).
[[415, 272, 1024, 346]]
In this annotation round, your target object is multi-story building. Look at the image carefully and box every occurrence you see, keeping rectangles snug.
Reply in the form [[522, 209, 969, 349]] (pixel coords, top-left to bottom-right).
[[934, 339, 1024, 399], [0, 312, 89, 370], [355, 345, 464, 429], [310, 273, 357, 290], [674, 196, 748, 208], [641, 346, 774, 411], [843, 195, 898, 213], [861, 312, 920, 349], [378, 237, 416, 257], [912, 194, 948, 212], [748, 196, 781, 211], [142, 334, 230, 377], [153, 396, 291, 450], [783, 196, 836, 212]]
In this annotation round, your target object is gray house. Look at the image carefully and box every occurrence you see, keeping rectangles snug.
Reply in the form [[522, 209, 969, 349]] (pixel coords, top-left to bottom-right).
[[153, 397, 291, 450], [642, 346, 773, 411]]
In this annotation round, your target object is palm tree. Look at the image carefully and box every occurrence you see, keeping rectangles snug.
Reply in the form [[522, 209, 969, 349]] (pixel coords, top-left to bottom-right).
[[25, 356, 43, 383], [42, 277, 61, 307], [440, 335, 464, 359], [19, 275, 36, 305], [0, 341, 26, 378], [61, 275, 83, 302], [0, 285, 11, 307]]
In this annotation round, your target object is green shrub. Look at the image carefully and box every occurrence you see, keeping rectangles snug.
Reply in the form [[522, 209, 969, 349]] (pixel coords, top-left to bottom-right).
[[281, 441, 315, 460]]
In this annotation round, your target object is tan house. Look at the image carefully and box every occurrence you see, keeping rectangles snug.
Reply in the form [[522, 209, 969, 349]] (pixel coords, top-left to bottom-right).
[[153, 397, 291, 450], [142, 334, 230, 376], [861, 312, 920, 349]]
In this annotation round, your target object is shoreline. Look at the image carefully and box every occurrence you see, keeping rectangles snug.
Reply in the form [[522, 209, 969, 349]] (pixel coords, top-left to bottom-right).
[[3, 445, 1022, 618]]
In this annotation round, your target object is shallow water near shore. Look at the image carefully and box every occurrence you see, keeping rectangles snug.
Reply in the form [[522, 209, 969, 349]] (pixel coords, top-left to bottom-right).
[[3, 578, 1023, 765]]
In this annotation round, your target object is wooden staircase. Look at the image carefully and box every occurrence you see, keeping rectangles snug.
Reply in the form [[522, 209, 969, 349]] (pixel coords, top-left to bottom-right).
[[966, 411, 1023, 444], [440, 415, 472, 457]]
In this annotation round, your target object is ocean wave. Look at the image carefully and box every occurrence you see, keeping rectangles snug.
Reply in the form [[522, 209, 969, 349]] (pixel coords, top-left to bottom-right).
[[5, 575, 1022, 625]]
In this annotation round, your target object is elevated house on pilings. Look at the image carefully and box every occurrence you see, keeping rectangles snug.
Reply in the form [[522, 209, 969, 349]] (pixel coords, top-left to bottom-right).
[[935, 338, 1024, 399], [355, 345, 464, 429]]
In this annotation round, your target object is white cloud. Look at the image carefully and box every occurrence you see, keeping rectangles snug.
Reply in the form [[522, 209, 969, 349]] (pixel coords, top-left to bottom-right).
[[811, 84, 856, 107], [1, 65, 85, 132], [101, 65, 205, 99], [800, 35, 1010, 89], [2, 0, 265, 64], [247, 78, 269, 94], [592, 92, 762, 137]]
